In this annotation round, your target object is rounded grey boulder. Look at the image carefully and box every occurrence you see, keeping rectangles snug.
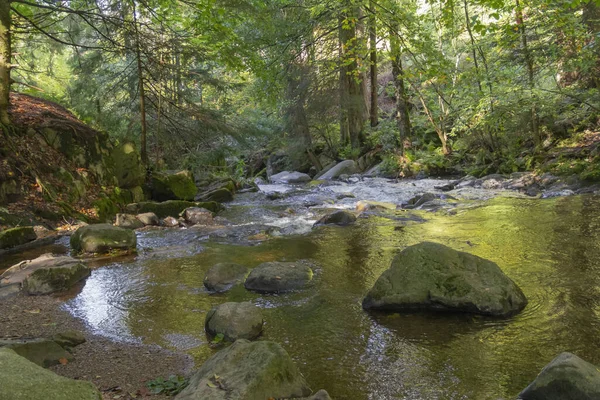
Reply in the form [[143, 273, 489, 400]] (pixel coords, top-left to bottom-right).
[[519, 352, 600, 400], [203, 263, 249, 292], [205, 302, 263, 341], [362, 242, 527, 317], [70, 224, 136, 254], [245, 261, 313, 293]]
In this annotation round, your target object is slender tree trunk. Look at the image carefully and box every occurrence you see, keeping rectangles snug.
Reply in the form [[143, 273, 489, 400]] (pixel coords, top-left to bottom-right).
[[515, 0, 540, 146], [369, 0, 378, 127], [389, 26, 411, 155], [583, 1, 600, 88], [339, 17, 349, 146], [132, 1, 148, 165], [463, 0, 482, 92], [0, 0, 10, 125]]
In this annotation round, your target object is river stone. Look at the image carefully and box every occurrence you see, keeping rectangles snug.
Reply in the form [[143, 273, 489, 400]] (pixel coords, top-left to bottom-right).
[[356, 200, 397, 212], [314, 210, 357, 226], [204, 262, 249, 292], [317, 160, 358, 180], [115, 213, 144, 229], [0, 348, 101, 399], [205, 302, 264, 341], [52, 331, 86, 349], [196, 188, 233, 203], [362, 242, 527, 317], [0, 226, 37, 249], [1, 254, 91, 295], [0, 338, 73, 367], [403, 193, 457, 209], [70, 223, 136, 254], [175, 339, 311, 400], [245, 262, 313, 293], [270, 171, 312, 184], [183, 207, 214, 225], [519, 352, 600, 400], [136, 212, 159, 226], [151, 170, 197, 201], [126, 200, 223, 218], [163, 216, 179, 227]]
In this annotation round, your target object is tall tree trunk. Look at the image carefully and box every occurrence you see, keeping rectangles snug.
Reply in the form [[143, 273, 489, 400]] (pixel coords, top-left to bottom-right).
[[369, 0, 378, 127], [463, 0, 482, 92], [0, 0, 10, 125], [339, 17, 349, 146], [389, 26, 411, 155], [583, 1, 599, 88], [515, 0, 540, 146], [132, 0, 148, 165]]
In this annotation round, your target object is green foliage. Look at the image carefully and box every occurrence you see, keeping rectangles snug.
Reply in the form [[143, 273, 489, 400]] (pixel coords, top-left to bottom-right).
[[146, 375, 189, 396]]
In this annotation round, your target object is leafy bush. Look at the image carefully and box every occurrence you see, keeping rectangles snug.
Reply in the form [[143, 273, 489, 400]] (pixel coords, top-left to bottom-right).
[[146, 375, 189, 396]]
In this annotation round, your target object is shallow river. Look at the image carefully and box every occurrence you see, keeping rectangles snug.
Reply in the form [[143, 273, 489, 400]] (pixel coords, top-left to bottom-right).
[[21, 178, 600, 399]]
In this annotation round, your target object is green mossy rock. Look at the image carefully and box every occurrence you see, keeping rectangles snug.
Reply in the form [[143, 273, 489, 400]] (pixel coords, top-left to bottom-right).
[[245, 262, 313, 293], [151, 170, 197, 201], [0, 226, 37, 249], [0, 348, 101, 400], [108, 142, 145, 188], [175, 340, 311, 400], [362, 242, 527, 317], [196, 188, 233, 203], [0, 339, 73, 368], [70, 224, 136, 254], [125, 200, 223, 218], [52, 331, 86, 349], [204, 302, 264, 341], [519, 352, 600, 400]]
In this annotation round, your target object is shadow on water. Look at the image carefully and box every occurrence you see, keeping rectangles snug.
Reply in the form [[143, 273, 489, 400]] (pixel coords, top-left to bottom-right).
[[59, 193, 600, 399]]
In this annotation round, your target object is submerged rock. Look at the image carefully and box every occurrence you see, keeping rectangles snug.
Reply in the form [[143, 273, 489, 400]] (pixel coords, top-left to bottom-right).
[[0, 339, 73, 367], [70, 223, 136, 254], [183, 207, 214, 225], [151, 170, 197, 201], [0, 348, 100, 399], [115, 213, 144, 229], [0, 226, 37, 249], [317, 160, 358, 180], [0, 254, 90, 295], [314, 210, 357, 226], [204, 262, 249, 292], [175, 339, 311, 400], [270, 171, 312, 184], [205, 302, 264, 341], [519, 352, 600, 400], [245, 261, 313, 293], [362, 242, 527, 317]]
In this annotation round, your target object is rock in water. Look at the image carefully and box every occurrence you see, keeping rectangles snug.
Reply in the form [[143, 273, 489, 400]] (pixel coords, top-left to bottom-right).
[[519, 352, 600, 400], [0, 348, 101, 399], [245, 262, 313, 293], [115, 213, 144, 229], [70, 224, 136, 254], [175, 340, 311, 400], [314, 210, 357, 226], [136, 212, 159, 226], [270, 171, 312, 184], [205, 302, 264, 341], [126, 200, 223, 219], [0, 254, 90, 295], [196, 188, 233, 203], [204, 263, 249, 292], [316, 160, 358, 180], [183, 207, 214, 225], [362, 242, 527, 317], [0, 226, 37, 249]]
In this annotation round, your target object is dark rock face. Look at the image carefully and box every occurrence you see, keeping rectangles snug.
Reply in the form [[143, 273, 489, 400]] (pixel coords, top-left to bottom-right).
[[363, 242, 527, 317], [245, 262, 313, 293], [151, 170, 197, 201], [204, 302, 264, 341], [175, 339, 311, 400], [314, 210, 357, 226], [519, 352, 600, 400], [0, 226, 37, 249], [204, 262, 249, 292], [70, 224, 136, 254]]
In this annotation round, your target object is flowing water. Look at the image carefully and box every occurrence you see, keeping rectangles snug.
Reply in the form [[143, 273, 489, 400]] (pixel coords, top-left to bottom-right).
[[12, 178, 600, 399]]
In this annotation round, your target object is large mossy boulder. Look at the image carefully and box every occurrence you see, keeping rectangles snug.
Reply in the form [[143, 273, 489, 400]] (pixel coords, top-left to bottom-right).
[[316, 160, 358, 180], [519, 352, 600, 400], [151, 170, 197, 201], [70, 224, 136, 254], [0, 254, 91, 295], [125, 200, 223, 219], [204, 262, 249, 292], [205, 302, 264, 341], [175, 339, 311, 400], [107, 142, 145, 188], [362, 242, 527, 317], [245, 261, 313, 293], [0, 339, 73, 367], [0, 348, 101, 400], [0, 226, 37, 249]]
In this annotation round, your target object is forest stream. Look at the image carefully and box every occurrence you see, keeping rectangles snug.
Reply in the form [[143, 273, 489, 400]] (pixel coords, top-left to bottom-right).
[[3, 178, 600, 399]]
